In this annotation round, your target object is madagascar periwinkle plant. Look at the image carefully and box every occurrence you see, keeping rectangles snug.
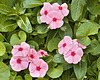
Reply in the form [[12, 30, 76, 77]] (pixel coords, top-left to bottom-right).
[[0, 0, 100, 80]]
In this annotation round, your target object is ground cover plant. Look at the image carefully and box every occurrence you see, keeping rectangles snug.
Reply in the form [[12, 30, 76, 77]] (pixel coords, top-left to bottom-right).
[[0, 0, 100, 80]]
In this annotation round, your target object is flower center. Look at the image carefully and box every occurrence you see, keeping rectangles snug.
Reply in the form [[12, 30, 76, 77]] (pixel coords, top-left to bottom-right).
[[53, 18, 57, 22], [59, 6, 62, 10], [76, 40, 79, 43], [41, 52, 44, 55], [36, 66, 41, 71], [30, 54, 34, 59], [44, 10, 48, 15], [63, 43, 66, 47], [18, 47, 23, 51], [17, 58, 21, 64], [71, 51, 76, 56]]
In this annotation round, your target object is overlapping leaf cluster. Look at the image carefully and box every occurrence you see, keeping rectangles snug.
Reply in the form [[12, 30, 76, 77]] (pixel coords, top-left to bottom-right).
[[0, 0, 100, 80]]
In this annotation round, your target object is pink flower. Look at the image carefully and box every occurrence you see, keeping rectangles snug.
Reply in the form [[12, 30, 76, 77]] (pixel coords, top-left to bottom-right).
[[52, 3, 69, 16], [58, 36, 73, 54], [73, 39, 86, 49], [27, 49, 39, 62], [11, 42, 30, 57], [64, 44, 83, 64], [29, 59, 48, 77], [10, 56, 29, 71], [37, 50, 48, 57], [48, 11, 64, 29], [40, 2, 53, 24]]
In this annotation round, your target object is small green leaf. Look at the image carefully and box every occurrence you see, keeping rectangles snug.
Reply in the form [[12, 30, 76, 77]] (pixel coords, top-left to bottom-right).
[[47, 38, 60, 52], [27, 41, 39, 51], [25, 74, 32, 80], [15, 76, 23, 80], [0, 33, 4, 42], [0, 14, 18, 32], [98, 31, 100, 42], [9, 71, 17, 80], [74, 62, 87, 80], [36, 24, 49, 34], [71, 0, 86, 21], [47, 62, 63, 78], [97, 57, 100, 70], [17, 15, 32, 33], [58, 23, 73, 39], [76, 22, 98, 46], [23, 0, 43, 8], [0, 4, 17, 16], [0, 62, 10, 80], [53, 54, 65, 63], [63, 62, 73, 71], [10, 31, 26, 46], [0, 42, 6, 56]]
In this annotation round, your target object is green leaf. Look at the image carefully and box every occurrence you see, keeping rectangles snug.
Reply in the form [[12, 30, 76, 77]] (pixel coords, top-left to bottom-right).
[[71, 0, 86, 21], [76, 22, 98, 46], [3, 42, 12, 53], [47, 62, 63, 78], [62, 70, 70, 80], [15, 76, 23, 80], [0, 42, 6, 56], [63, 62, 73, 71], [25, 74, 32, 80], [0, 14, 18, 32], [17, 15, 32, 33], [9, 71, 17, 80], [98, 71, 100, 80], [10, 31, 26, 46], [0, 33, 4, 42], [0, 4, 17, 16], [0, 62, 10, 80], [58, 23, 73, 39], [98, 31, 100, 42], [47, 38, 60, 52], [35, 24, 49, 34], [85, 39, 100, 55], [23, 0, 43, 8], [27, 40, 39, 51], [97, 57, 100, 70], [74, 62, 87, 80], [53, 54, 65, 63], [0, 0, 16, 7], [87, 0, 100, 15]]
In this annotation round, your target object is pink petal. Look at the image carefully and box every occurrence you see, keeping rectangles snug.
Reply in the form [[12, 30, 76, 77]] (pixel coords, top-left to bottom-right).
[[40, 62, 48, 71], [29, 63, 36, 73], [75, 48, 83, 57], [64, 36, 72, 45], [58, 39, 64, 48], [22, 50, 29, 56], [40, 7, 45, 15], [39, 69, 47, 77], [11, 49, 18, 55], [56, 20, 64, 28], [21, 42, 30, 50], [61, 3, 68, 9], [14, 51, 23, 56], [64, 55, 73, 64], [79, 44, 86, 49], [58, 47, 64, 54], [73, 55, 81, 64], [43, 2, 52, 11], [12, 64, 21, 71], [64, 44, 72, 54], [52, 3, 60, 10], [62, 9, 69, 16], [21, 61, 29, 70], [30, 70, 40, 77], [13, 45, 20, 49], [40, 15, 52, 24], [50, 21, 58, 29], [48, 11, 63, 19]]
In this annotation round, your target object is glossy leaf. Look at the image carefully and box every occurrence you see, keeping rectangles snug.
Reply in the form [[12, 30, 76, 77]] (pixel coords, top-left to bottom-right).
[[23, 0, 43, 8], [0, 42, 6, 56], [47, 38, 60, 52], [71, 0, 86, 21], [0, 62, 10, 80], [17, 15, 32, 33], [74, 62, 87, 80]]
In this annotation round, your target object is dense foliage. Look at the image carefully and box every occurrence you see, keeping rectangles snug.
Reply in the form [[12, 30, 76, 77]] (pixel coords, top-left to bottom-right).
[[0, 0, 100, 80]]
